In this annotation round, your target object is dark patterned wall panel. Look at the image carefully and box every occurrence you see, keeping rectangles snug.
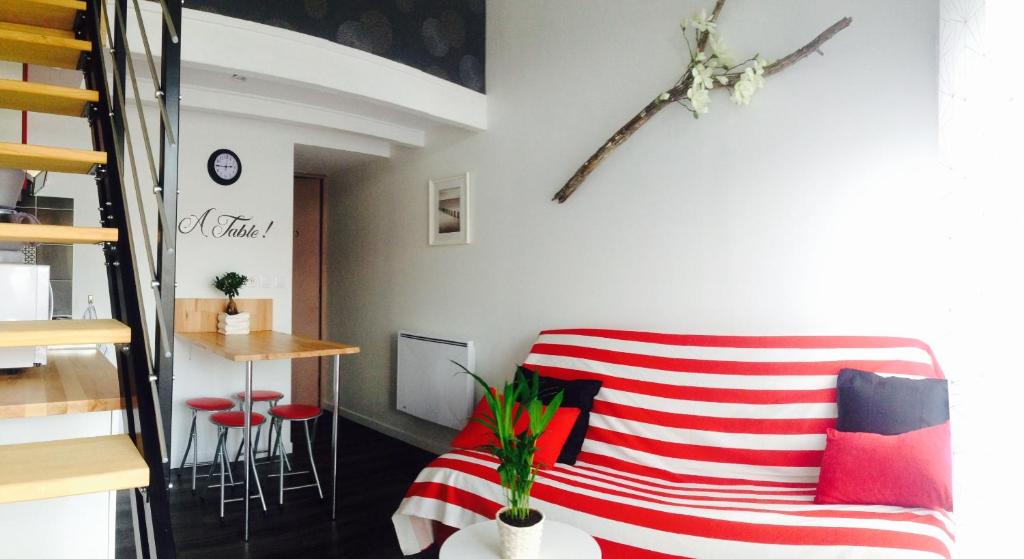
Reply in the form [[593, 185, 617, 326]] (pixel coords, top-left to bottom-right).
[[179, 0, 486, 92]]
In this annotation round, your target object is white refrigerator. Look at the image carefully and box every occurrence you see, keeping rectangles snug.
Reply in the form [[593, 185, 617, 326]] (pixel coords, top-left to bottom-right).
[[0, 263, 50, 370]]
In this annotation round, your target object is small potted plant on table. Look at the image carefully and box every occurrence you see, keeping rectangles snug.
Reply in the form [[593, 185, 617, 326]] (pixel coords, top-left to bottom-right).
[[457, 364, 564, 559], [212, 272, 250, 335]]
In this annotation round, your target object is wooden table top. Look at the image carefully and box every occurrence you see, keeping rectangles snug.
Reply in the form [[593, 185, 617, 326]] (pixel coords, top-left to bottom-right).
[[176, 330, 360, 362], [0, 349, 122, 419]]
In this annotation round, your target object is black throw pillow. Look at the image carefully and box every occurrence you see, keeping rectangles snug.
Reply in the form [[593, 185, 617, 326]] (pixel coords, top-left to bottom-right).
[[516, 366, 602, 465], [836, 368, 949, 436]]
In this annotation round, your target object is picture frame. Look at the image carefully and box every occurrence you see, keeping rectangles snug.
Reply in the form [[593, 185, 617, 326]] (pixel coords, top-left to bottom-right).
[[428, 173, 470, 246]]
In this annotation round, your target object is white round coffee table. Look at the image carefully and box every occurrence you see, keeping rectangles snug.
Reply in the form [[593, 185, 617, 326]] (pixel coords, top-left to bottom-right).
[[439, 520, 601, 558]]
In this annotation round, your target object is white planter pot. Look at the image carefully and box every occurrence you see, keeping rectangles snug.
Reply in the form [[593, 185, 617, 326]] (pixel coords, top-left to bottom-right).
[[496, 507, 545, 559]]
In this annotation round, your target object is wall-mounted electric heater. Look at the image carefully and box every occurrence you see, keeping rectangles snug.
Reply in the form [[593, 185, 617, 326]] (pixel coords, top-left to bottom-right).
[[396, 331, 475, 430]]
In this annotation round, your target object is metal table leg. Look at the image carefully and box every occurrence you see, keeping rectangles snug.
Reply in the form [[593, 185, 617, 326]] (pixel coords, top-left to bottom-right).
[[243, 361, 253, 540], [331, 354, 340, 520]]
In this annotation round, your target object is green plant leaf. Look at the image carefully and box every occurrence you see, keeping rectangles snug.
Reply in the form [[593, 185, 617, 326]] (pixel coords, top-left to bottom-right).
[[454, 360, 569, 517]]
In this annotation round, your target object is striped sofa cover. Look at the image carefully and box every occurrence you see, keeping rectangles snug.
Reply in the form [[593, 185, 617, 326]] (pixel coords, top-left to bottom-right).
[[392, 329, 954, 558]]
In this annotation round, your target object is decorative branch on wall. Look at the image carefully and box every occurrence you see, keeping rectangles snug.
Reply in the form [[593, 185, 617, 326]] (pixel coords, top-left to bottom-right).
[[552, 0, 852, 203]]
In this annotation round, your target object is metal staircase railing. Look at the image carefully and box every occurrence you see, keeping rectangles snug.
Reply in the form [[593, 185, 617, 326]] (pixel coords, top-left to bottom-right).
[[80, 0, 181, 556]]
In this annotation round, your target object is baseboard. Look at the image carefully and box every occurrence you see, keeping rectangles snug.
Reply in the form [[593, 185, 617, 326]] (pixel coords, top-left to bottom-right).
[[325, 404, 449, 456]]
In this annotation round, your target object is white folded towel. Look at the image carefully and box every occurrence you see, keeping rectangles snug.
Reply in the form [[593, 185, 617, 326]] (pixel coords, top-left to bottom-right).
[[218, 312, 250, 324], [218, 318, 251, 328], [218, 325, 250, 335]]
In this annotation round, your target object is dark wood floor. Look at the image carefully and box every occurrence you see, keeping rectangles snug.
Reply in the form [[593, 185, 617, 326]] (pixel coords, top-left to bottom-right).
[[117, 416, 441, 559]]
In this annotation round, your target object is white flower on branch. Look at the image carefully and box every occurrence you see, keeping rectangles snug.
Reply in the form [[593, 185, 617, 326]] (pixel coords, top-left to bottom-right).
[[686, 8, 717, 34], [687, 83, 711, 114], [691, 63, 716, 89], [730, 65, 766, 105], [552, 0, 854, 203], [708, 35, 733, 67]]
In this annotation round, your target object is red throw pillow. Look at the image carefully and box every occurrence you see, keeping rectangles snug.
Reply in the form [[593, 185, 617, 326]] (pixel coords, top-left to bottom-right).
[[451, 396, 580, 470], [815, 422, 952, 511], [451, 395, 525, 450], [532, 407, 580, 469]]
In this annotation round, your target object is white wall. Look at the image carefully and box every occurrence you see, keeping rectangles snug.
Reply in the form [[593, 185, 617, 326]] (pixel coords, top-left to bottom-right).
[[324, 0, 943, 452], [169, 110, 297, 465], [169, 111, 389, 465]]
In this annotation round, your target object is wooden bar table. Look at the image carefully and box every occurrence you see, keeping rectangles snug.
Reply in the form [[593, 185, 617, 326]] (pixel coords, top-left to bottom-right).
[[176, 330, 359, 540]]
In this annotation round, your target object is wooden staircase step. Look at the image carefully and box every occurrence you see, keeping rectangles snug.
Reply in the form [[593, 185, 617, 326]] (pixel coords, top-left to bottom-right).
[[0, 435, 147, 504], [0, 78, 97, 116], [0, 350, 122, 419], [0, 319, 130, 349], [0, 142, 106, 174], [0, 0, 86, 31], [0, 21, 90, 69], [0, 223, 117, 244]]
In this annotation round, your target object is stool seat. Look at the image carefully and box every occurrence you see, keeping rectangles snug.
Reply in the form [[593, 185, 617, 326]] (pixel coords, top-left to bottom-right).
[[269, 404, 321, 421], [232, 390, 284, 402], [211, 411, 266, 428], [186, 397, 235, 412]]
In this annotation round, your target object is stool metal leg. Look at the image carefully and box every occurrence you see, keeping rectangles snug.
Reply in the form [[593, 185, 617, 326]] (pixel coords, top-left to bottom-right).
[[269, 417, 281, 464], [236, 399, 278, 459], [225, 444, 235, 487], [303, 420, 324, 499], [277, 418, 285, 505], [191, 415, 199, 492], [266, 400, 277, 458], [249, 430, 267, 512], [178, 410, 197, 487], [276, 413, 293, 472], [201, 427, 225, 500], [267, 414, 292, 472], [272, 416, 323, 505], [233, 423, 264, 465], [219, 429, 227, 518]]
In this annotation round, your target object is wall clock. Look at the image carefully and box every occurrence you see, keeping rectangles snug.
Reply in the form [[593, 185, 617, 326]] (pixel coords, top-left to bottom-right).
[[207, 148, 241, 186]]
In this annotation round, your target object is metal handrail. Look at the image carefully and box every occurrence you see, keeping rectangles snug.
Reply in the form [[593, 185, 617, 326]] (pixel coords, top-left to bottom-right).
[[93, 2, 156, 367], [111, 0, 174, 248], [155, 0, 179, 44], [129, 0, 177, 146], [95, 1, 173, 364]]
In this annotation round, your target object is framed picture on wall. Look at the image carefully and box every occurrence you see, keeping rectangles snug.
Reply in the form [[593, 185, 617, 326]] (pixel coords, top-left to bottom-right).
[[428, 173, 470, 246]]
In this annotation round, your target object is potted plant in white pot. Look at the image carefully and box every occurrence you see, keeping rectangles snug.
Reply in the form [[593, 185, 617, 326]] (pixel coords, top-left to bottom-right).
[[456, 363, 564, 559], [212, 272, 250, 335]]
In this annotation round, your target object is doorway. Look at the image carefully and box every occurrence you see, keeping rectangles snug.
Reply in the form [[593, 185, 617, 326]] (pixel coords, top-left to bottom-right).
[[292, 175, 326, 405]]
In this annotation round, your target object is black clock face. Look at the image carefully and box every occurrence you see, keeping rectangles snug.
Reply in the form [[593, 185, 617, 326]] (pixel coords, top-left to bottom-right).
[[208, 149, 241, 186]]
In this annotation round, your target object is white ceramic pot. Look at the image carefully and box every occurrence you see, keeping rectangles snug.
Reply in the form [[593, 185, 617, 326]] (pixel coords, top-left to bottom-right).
[[496, 507, 545, 559]]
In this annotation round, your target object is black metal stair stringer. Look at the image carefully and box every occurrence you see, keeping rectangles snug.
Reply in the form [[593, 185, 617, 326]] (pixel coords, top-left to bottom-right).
[[81, 1, 177, 557]]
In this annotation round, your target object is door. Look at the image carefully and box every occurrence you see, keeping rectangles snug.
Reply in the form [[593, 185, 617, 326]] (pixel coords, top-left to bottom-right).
[[292, 175, 324, 405]]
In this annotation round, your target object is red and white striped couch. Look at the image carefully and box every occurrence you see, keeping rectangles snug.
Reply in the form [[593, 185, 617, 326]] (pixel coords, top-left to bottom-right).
[[393, 329, 954, 558]]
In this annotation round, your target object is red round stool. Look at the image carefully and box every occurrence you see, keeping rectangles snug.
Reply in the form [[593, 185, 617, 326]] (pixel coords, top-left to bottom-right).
[[268, 404, 324, 505], [232, 390, 285, 404], [202, 411, 268, 518], [233, 390, 285, 464], [178, 397, 235, 493]]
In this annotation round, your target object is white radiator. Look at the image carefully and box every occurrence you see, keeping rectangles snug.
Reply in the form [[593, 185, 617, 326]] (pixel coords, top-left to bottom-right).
[[396, 331, 475, 430]]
